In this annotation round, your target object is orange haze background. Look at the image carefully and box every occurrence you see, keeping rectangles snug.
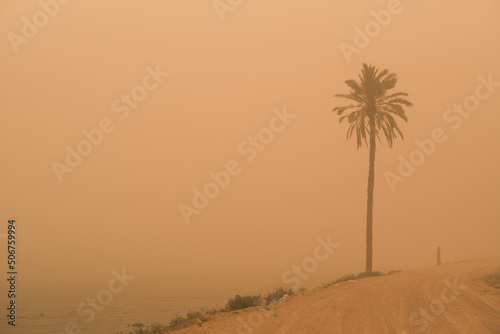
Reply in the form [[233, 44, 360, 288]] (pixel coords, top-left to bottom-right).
[[1, 0, 500, 302]]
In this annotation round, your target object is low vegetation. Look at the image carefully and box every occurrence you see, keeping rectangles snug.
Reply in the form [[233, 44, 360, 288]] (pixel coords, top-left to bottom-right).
[[225, 293, 261, 311], [388, 269, 401, 274], [117, 322, 164, 334], [321, 270, 394, 289], [264, 286, 294, 305], [117, 270, 399, 333]]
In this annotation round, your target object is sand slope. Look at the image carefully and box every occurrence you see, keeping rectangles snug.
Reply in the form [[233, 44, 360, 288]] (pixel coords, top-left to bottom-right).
[[169, 260, 500, 334]]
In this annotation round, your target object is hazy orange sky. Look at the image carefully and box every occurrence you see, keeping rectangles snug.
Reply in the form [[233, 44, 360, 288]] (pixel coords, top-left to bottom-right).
[[1, 0, 499, 298]]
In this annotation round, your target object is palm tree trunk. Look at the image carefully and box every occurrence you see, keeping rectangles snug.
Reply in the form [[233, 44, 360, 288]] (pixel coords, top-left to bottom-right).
[[366, 119, 376, 273]]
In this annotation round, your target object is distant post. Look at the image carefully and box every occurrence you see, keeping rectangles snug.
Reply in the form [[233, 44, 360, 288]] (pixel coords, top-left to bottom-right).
[[437, 246, 441, 266]]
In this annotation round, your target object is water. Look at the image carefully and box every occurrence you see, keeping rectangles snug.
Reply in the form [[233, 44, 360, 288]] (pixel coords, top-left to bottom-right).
[[0, 288, 238, 334]]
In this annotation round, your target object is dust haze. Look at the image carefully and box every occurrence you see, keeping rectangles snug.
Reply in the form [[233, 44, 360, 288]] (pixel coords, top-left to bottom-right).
[[1, 0, 499, 332]]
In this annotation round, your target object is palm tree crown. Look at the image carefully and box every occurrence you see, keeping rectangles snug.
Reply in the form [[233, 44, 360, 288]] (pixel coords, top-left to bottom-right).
[[333, 63, 413, 148]]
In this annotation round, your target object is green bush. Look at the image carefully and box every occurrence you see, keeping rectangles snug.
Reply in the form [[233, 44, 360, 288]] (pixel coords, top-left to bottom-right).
[[169, 315, 187, 327], [186, 311, 202, 320], [225, 294, 261, 311], [117, 322, 164, 334], [264, 286, 294, 304], [205, 307, 223, 315]]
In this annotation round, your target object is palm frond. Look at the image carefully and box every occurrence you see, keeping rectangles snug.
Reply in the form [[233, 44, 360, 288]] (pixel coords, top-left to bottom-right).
[[332, 63, 412, 148]]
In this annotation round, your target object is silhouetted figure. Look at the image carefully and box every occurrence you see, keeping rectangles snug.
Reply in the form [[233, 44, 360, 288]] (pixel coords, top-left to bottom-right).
[[437, 246, 441, 266]]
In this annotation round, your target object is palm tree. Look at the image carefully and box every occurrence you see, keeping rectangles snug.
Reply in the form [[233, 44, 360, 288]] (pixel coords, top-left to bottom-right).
[[333, 63, 412, 273]]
